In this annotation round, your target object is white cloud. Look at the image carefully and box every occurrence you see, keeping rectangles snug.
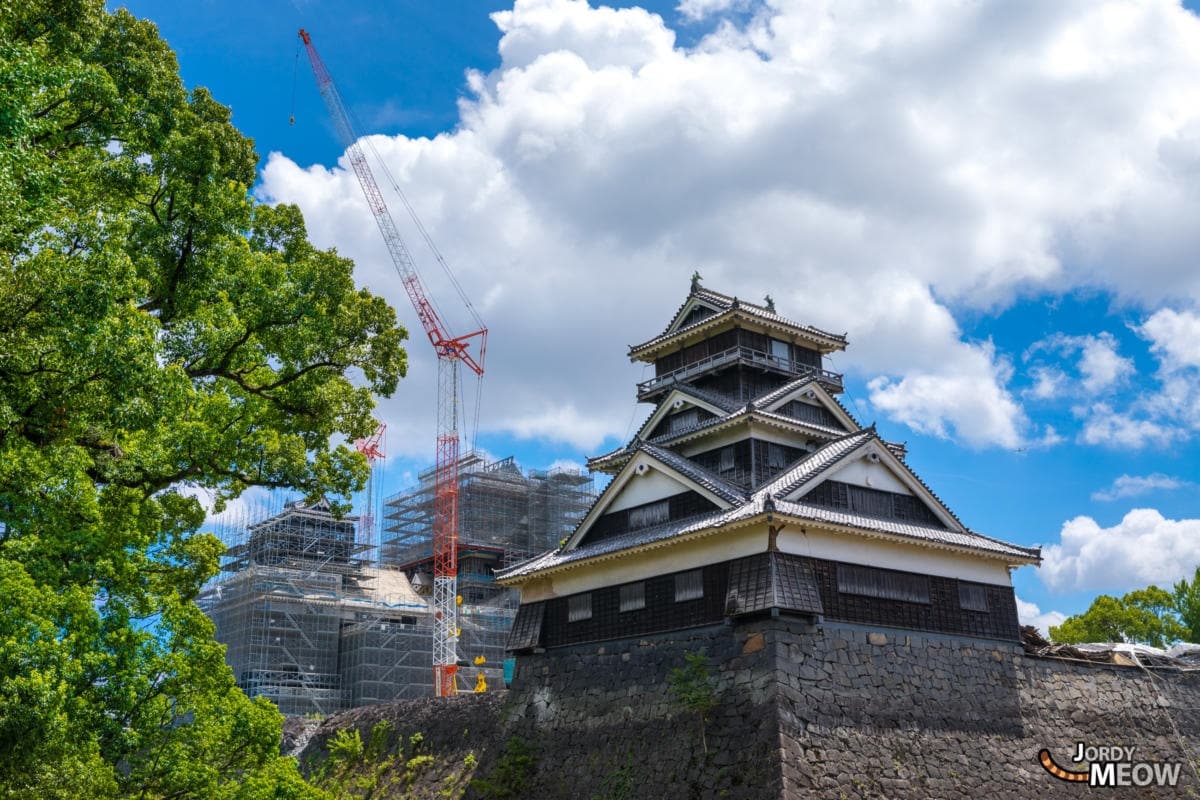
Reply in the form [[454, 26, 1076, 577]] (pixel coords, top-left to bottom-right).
[[1139, 308, 1200, 372], [1078, 402, 1180, 449], [1040, 508, 1200, 593], [676, 0, 748, 22], [1026, 365, 1067, 400], [866, 340, 1025, 449], [1092, 473, 1190, 501], [261, 0, 1200, 455], [1025, 332, 1134, 395], [1016, 596, 1067, 637]]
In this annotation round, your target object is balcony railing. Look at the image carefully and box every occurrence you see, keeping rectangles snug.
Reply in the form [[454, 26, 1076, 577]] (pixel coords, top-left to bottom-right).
[[636, 345, 843, 399]]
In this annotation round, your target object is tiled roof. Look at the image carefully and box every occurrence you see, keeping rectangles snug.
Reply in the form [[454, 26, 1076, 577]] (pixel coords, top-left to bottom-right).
[[748, 376, 862, 428], [631, 287, 848, 356], [638, 441, 747, 505], [496, 482, 1039, 582], [496, 505, 750, 580], [755, 428, 876, 500], [772, 498, 1041, 561]]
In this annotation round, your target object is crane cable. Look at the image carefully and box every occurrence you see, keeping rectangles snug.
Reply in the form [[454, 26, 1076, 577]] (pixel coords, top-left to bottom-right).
[[289, 38, 300, 126]]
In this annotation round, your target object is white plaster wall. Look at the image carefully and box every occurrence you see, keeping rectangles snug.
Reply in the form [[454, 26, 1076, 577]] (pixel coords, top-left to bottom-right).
[[517, 527, 769, 601], [606, 469, 692, 512], [824, 459, 912, 494], [777, 526, 1012, 585]]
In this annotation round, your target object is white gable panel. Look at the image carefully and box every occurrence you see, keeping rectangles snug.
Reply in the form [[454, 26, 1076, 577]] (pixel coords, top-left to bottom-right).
[[607, 469, 693, 512], [829, 460, 912, 494]]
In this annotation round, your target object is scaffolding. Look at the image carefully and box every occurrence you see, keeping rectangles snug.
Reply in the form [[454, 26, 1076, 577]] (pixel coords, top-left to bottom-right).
[[382, 453, 596, 682], [199, 498, 433, 715]]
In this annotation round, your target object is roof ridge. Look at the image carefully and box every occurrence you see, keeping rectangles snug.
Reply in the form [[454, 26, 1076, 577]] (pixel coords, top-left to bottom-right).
[[754, 427, 875, 500], [637, 440, 748, 504]]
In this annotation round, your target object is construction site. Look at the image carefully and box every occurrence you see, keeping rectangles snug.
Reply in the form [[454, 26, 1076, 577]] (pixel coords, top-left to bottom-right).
[[381, 453, 596, 677], [198, 453, 594, 715]]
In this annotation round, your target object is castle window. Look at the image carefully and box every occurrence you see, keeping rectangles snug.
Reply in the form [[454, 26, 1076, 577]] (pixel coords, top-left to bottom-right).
[[836, 564, 930, 604], [620, 582, 646, 612], [767, 442, 787, 469], [675, 569, 704, 602], [719, 447, 734, 473], [629, 500, 669, 530], [568, 593, 592, 622], [668, 408, 699, 433], [958, 582, 989, 612]]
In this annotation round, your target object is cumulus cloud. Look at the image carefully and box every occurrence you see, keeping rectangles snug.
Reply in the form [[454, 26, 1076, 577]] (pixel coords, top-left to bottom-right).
[[1078, 403, 1179, 448], [676, 0, 749, 22], [260, 0, 1200, 456], [1092, 473, 1190, 501], [1139, 308, 1200, 372], [1040, 509, 1200, 593], [1016, 596, 1067, 637], [1025, 332, 1135, 395]]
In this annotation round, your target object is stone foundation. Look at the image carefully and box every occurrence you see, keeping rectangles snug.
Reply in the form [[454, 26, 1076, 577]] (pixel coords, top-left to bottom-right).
[[300, 618, 1200, 799], [504, 617, 1200, 799]]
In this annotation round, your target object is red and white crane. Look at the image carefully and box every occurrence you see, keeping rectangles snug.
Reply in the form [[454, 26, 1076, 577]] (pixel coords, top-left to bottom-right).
[[299, 30, 487, 696], [353, 422, 386, 556]]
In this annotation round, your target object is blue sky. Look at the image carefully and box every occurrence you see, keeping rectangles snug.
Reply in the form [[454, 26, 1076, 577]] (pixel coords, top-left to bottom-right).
[[119, 0, 1200, 632]]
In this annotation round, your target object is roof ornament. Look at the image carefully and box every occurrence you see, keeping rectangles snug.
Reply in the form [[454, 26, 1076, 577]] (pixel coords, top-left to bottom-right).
[[730, 296, 740, 309], [690, 270, 703, 292], [764, 294, 775, 312], [763, 494, 777, 514]]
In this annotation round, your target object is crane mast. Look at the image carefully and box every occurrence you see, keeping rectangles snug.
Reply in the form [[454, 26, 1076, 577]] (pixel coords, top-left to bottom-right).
[[299, 30, 486, 697]]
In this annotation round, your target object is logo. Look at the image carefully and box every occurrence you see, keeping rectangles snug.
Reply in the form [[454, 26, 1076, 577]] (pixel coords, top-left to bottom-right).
[[1038, 743, 1183, 788]]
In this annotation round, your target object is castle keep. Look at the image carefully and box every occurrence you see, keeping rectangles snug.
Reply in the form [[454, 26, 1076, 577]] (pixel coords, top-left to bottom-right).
[[498, 280, 1040, 649]]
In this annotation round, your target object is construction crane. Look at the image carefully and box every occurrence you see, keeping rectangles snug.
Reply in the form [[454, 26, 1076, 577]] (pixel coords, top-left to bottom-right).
[[353, 422, 386, 558], [299, 30, 487, 697]]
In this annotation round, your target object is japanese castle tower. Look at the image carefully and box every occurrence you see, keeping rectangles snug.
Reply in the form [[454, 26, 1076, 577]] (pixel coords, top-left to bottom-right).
[[498, 279, 1040, 651]]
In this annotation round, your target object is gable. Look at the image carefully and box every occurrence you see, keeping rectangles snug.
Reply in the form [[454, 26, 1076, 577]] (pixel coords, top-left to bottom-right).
[[664, 297, 723, 336], [563, 450, 737, 551], [761, 381, 858, 433], [635, 389, 728, 441], [579, 490, 720, 546], [607, 469, 695, 512], [783, 439, 963, 531]]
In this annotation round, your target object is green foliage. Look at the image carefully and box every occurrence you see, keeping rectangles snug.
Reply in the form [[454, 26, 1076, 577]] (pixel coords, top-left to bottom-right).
[[470, 736, 537, 800], [667, 651, 718, 754], [0, 2, 405, 797], [366, 720, 393, 760], [1050, 586, 1190, 648], [328, 729, 365, 766], [592, 752, 635, 800], [1174, 566, 1200, 642]]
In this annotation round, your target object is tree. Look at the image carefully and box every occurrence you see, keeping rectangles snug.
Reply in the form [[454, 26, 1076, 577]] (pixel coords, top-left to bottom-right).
[[1173, 566, 1200, 643], [667, 651, 718, 755], [1049, 586, 1189, 648], [0, 3, 406, 797]]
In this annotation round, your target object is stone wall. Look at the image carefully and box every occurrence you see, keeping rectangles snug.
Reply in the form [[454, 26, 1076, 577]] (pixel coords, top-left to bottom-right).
[[773, 620, 1200, 798], [299, 618, 1200, 799]]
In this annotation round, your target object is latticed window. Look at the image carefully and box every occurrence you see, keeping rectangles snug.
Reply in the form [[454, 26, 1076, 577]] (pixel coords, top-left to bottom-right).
[[629, 500, 669, 530], [674, 569, 704, 602], [836, 563, 930, 604], [568, 593, 592, 622], [619, 582, 646, 612], [668, 408, 700, 433], [719, 447, 735, 473], [958, 582, 989, 612], [767, 442, 787, 469]]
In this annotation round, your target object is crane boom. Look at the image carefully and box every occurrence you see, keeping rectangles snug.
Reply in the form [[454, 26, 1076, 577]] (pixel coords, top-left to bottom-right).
[[299, 29, 485, 696]]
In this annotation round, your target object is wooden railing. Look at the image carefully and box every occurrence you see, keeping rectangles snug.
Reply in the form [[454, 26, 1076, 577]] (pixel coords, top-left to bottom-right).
[[637, 346, 843, 398]]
